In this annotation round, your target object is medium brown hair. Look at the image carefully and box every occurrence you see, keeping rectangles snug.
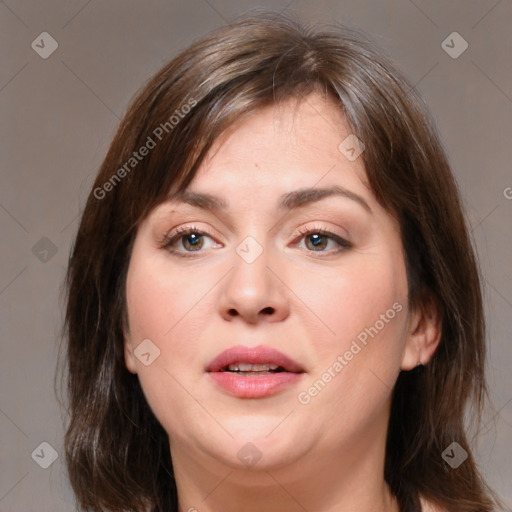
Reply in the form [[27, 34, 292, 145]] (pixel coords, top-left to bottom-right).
[[59, 11, 501, 512]]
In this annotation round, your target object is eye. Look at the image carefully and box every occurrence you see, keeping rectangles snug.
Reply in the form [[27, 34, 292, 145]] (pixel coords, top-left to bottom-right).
[[160, 224, 351, 257], [161, 226, 221, 256], [294, 226, 352, 254]]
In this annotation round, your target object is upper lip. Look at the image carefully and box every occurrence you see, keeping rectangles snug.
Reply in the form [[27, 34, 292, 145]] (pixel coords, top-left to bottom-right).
[[206, 345, 305, 373]]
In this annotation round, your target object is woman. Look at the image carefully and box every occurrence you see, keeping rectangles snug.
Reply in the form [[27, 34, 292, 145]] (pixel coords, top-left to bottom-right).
[[61, 12, 502, 512]]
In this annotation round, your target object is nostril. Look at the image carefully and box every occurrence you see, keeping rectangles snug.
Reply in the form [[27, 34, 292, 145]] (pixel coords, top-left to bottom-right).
[[226, 306, 275, 318]]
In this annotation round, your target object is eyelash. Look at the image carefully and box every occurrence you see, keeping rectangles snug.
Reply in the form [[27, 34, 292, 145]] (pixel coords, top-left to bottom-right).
[[160, 224, 352, 258]]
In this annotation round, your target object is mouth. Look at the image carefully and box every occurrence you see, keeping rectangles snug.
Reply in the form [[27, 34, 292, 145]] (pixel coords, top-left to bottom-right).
[[206, 345, 305, 398]]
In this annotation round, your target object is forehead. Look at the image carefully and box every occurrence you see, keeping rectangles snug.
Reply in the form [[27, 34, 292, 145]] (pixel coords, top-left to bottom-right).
[[203, 93, 352, 160], [177, 93, 371, 200]]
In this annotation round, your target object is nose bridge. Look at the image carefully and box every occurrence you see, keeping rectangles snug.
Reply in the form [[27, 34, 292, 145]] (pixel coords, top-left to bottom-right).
[[231, 234, 273, 299], [218, 234, 289, 322]]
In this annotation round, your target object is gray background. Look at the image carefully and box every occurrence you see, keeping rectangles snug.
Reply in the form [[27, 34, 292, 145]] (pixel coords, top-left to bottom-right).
[[1, 1, 511, 510]]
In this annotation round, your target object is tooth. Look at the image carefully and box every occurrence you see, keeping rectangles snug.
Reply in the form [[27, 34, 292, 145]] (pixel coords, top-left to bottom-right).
[[227, 362, 280, 372], [252, 364, 270, 371]]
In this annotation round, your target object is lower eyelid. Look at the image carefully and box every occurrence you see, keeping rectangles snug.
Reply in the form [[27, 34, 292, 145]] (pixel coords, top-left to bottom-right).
[[169, 232, 216, 249], [163, 228, 350, 254], [294, 237, 350, 254]]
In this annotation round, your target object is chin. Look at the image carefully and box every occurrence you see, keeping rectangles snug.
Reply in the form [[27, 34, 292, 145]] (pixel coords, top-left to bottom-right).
[[211, 418, 308, 470], [223, 412, 294, 440]]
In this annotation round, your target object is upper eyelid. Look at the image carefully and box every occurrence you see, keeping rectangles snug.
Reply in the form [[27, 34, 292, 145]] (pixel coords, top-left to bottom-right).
[[166, 223, 344, 238], [157, 199, 365, 235]]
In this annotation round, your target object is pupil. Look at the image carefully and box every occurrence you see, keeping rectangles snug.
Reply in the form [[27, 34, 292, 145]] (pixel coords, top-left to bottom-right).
[[307, 233, 326, 250], [184, 233, 203, 250]]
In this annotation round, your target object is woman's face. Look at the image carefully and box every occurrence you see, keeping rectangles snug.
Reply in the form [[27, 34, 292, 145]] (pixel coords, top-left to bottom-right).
[[124, 93, 420, 475]]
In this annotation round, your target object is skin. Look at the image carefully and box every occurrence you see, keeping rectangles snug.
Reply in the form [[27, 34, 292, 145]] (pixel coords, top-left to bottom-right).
[[124, 93, 442, 512]]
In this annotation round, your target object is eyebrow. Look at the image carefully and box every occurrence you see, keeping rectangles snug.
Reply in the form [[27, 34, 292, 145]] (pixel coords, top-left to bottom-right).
[[170, 185, 372, 214]]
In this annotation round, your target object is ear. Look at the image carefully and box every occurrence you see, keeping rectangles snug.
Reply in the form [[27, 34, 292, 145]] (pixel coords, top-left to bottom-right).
[[124, 339, 138, 374], [401, 296, 442, 370], [123, 323, 138, 374]]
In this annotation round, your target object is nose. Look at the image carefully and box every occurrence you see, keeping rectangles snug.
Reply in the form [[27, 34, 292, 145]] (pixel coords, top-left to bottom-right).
[[217, 244, 290, 324]]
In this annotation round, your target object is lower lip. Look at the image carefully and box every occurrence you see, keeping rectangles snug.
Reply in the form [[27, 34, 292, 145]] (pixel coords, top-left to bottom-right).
[[208, 371, 303, 398]]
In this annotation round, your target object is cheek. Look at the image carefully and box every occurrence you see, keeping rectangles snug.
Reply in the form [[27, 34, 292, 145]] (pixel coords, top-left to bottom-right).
[[289, 251, 408, 359], [124, 253, 218, 434], [125, 258, 214, 365], [292, 250, 409, 428]]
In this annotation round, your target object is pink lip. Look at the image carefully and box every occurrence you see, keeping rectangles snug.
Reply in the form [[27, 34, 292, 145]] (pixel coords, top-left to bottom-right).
[[206, 345, 305, 399]]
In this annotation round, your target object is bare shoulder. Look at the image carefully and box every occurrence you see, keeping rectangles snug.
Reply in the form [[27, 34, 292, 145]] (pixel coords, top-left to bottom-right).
[[420, 496, 448, 512]]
